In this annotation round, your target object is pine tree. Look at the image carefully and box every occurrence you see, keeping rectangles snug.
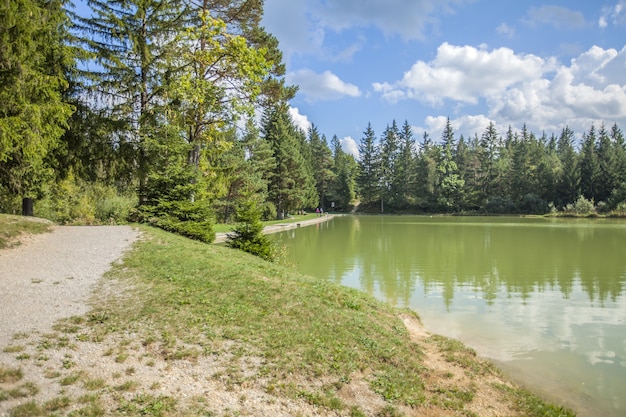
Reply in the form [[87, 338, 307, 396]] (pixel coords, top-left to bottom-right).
[[437, 121, 464, 210], [478, 122, 500, 201], [226, 198, 274, 261], [596, 123, 615, 203], [579, 124, 600, 201], [0, 0, 74, 210], [357, 123, 380, 206], [415, 132, 439, 210], [394, 120, 416, 209], [556, 126, 579, 207], [309, 126, 335, 210], [329, 135, 356, 210], [379, 120, 400, 211], [263, 105, 315, 218]]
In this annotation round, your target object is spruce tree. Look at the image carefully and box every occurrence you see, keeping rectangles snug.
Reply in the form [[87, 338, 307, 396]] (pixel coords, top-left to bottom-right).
[[226, 198, 274, 261], [556, 126, 579, 207], [309, 126, 335, 210], [0, 0, 74, 210], [579, 125, 600, 201], [357, 123, 380, 207], [263, 105, 315, 218]]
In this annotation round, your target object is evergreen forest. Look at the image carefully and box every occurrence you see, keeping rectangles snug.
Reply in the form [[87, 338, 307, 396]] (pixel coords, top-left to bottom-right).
[[2, 0, 626, 244]]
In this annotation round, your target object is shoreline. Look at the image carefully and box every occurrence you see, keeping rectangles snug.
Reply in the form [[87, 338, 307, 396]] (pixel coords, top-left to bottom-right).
[[213, 213, 337, 243]]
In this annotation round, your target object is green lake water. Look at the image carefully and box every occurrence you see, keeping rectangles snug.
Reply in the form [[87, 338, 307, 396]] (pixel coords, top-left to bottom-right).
[[271, 215, 626, 417]]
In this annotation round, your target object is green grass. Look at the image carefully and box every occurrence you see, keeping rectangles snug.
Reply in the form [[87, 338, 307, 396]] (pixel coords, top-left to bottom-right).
[[212, 212, 321, 233], [0, 214, 51, 249], [91, 225, 429, 410]]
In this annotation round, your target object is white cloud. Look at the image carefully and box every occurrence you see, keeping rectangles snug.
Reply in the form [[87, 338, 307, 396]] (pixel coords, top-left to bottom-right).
[[340, 136, 359, 158], [393, 45, 626, 138], [287, 69, 361, 102], [288, 107, 312, 133], [487, 46, 626, 134], [313, 0, 467, 41], [599, 1, 626, 28], [496, 22, 516, 38], [376, 43, 552, 105], [262, 0, 471, 61], [524, 5, 587, 29]]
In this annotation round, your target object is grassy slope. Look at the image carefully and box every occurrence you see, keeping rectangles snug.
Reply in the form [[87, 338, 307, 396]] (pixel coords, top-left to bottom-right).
[[87, 226, 573, 416], [2, 224, 576, 416], [0, 214, 52, 249]]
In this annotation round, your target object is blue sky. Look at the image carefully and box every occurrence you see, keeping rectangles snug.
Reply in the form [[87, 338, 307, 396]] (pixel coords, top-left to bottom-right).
[[261, 0, 626, 156]]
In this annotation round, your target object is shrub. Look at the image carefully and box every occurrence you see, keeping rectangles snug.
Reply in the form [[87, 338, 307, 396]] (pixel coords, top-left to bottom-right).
[[227, 199, 275, 261], [131, 164, 215, 243], [34, 173, 135, 224], [564, 195, 596, 216], [261, 201, 277, 221], [608, 182, 626, 210], [518, 193, 548, 215], [484, 196, 515, 214]]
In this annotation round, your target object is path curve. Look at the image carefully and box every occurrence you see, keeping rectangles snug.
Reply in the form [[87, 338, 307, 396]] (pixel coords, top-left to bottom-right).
[[0, 226, 139, 347], [213, 214, 338, 243]]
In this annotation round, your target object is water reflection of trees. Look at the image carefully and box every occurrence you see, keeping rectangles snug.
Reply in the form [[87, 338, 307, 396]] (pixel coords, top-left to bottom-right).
[[277, 217, 626, 307]]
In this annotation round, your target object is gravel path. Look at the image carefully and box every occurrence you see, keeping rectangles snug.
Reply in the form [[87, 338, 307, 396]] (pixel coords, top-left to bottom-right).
[[0, 226, 139, 347]]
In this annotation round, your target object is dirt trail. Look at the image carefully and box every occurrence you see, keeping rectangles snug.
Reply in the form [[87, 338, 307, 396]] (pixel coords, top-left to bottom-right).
[[0, 226, 139, 347]]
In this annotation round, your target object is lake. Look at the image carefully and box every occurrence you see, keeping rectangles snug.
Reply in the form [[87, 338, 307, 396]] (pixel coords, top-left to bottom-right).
[[272, 215, 626, 417]]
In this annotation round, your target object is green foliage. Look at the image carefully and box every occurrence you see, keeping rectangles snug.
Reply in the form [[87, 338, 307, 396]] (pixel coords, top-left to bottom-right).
[[0, 0, 74, 199], [227, 199, 275, 261], [263, 104, 316, 217], [357, 123, 381, 206], [132, 164, 215, 243], [564, 195, 596, 216], [34, 172, 136, 224]]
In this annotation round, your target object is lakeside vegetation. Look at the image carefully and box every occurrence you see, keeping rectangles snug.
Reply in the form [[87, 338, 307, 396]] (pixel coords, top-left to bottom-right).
[[1, 224, 577, 416]]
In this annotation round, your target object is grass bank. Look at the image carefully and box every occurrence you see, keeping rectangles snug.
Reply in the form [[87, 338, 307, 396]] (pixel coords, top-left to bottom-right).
[[1, 225, 576, 416], [0, 214, 52, 249]]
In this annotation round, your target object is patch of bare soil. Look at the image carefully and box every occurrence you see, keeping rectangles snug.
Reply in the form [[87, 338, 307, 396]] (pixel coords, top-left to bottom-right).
[[399, 314, 517, 416]]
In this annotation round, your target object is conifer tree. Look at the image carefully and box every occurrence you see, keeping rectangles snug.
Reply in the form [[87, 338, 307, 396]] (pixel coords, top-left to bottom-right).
[[227, 198, 274, 261], [329, 135, 356, 210], [579, 124, 600, 201], [0, 0, 74, 210], [556, 126, 579, 207], [437, 121, 464, 210], [415, 132, 439, 210], [263, 104, 315, 218], [309, 126, 335, 210], [394, 120, 416, 209], [357, 123, 380, 206]]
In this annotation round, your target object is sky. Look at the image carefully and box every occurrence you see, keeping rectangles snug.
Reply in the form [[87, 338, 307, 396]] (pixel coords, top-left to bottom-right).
[[261, 0, 626, 157]]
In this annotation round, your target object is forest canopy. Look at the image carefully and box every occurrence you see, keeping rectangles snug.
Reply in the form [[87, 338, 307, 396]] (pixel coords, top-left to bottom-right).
[[1, 0, 626, 242]]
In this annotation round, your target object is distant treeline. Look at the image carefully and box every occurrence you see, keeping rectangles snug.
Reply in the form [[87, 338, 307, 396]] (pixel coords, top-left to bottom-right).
[[354, 119, 626, 216]]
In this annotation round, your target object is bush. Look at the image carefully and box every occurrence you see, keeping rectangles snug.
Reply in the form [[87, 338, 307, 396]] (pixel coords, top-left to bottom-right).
[[227, 199, 275, 261], [608, 182, 626, 210], [484, 196, 515, 214], [34, 173, 136, 224], [261, 201, 277, 221], [131, 164, 216, 243], [564, 195, 596, 216], [518, 193, 548, 215]]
